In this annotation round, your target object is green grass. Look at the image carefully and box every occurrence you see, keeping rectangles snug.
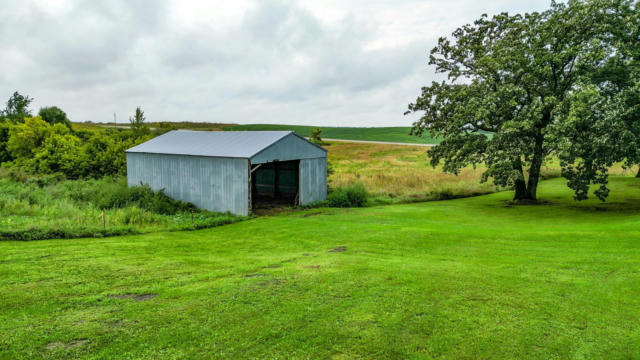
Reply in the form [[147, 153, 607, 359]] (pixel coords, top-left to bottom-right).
[[2, 176, 640, 358], [222, 124, 438, 144]]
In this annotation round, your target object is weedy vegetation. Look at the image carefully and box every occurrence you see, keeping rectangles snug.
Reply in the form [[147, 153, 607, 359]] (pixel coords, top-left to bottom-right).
[[0, 173, 241, 241]]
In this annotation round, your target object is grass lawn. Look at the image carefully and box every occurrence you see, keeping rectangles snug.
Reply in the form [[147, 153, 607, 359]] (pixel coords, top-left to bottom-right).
[[2, 177, 640, 359]]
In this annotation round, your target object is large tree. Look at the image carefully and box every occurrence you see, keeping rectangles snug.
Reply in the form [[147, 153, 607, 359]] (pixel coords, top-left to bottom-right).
[[129, 106, 150, 136], [2, 91, 33, 123], [407, 0, 639, 201], [39, 106, 72, 129]]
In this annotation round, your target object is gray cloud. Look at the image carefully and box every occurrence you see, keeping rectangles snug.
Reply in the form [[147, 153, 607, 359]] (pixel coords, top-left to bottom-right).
[[0, 0, 552, 126]]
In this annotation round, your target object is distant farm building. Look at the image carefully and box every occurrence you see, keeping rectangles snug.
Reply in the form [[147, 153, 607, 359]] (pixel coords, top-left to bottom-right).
[[126, 130, 327, 216]]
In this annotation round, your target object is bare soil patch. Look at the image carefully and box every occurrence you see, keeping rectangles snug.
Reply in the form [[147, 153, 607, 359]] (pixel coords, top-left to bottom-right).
[[329, 246, 347, 253], [46, 339, 88, 350], [109, 293, 157, 301]]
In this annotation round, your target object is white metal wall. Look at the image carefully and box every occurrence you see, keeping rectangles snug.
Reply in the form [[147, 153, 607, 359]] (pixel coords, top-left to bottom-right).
[[127, 153, 249, 216], [299, 157, 327, 205]]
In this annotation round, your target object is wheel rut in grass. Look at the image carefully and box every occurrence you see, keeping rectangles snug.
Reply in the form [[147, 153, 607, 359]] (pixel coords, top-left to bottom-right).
[[108, 293, 157, 301], [329, 246, 347, 253]]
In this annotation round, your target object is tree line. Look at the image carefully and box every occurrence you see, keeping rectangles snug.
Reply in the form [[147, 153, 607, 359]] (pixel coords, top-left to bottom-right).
[[408, 0, 640, 201], [0, 91, 153, 179]]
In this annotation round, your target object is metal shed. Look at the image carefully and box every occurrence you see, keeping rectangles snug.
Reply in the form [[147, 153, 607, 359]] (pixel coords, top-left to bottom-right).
[[125, 130, 328, 216]]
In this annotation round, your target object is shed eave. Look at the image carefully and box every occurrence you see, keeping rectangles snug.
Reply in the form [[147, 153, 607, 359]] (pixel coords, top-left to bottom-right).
[[125, 151, 250, 160]]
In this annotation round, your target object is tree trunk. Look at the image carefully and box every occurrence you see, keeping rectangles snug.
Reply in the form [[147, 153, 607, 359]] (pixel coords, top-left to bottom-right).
[[512, 158, 528, 200], [522, 129, 545, 201], [636, 166, 640, 178]]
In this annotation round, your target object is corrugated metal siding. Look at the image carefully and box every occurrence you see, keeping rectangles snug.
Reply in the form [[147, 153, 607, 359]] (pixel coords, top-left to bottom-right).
[[299, 157, 327, 205], [127, 153, 249, 216], [251, 133, 327, 164]]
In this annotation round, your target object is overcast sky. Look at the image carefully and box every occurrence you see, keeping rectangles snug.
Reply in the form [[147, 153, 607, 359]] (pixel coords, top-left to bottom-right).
[[0, 0, 552, 126]]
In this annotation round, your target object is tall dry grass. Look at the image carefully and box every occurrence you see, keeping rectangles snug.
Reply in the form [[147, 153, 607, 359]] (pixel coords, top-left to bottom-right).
[[325, 142, 637, 204]]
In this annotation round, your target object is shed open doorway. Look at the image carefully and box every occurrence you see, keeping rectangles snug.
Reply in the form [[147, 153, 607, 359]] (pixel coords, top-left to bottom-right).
[[250, 160, 299, 212]]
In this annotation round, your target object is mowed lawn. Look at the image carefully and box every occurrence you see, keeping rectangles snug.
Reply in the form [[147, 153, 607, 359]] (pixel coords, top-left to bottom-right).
[[2, 177, 640, 359]]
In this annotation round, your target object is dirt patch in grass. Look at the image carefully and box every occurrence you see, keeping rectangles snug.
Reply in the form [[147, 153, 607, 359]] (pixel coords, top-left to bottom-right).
[[329, 246, 347, 253], [109, 293, 157, 301], [257, 278, 285, 287], [46, 339, 88, 350], [245, 274, 266, 278]]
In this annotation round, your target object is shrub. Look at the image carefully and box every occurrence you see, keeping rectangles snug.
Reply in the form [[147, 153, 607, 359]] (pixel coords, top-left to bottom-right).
[[95, 182, 195, 214], [325, 183, 368, 207]]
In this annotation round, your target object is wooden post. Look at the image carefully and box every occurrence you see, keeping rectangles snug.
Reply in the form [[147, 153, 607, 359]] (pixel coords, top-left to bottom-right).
[[273, 162, 279, 198], [248, 161, 252, 214]]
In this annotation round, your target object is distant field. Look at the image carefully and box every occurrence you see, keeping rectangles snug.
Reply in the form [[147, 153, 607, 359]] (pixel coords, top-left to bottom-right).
[[74, 122, 440, 144], [3, 177, 640, 358], [222, 124, 438, 144], [325, 142, 494, 203]]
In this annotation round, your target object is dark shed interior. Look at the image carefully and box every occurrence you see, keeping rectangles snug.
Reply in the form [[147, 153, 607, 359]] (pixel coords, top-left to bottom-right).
[[251, 160, 300, 209]]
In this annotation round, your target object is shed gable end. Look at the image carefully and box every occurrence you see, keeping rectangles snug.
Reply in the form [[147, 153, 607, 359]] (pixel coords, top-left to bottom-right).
[[250, 133, 326, 164]]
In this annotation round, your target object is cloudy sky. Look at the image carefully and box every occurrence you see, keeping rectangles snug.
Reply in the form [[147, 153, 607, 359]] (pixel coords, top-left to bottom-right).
[[1, 0, 551, 126]]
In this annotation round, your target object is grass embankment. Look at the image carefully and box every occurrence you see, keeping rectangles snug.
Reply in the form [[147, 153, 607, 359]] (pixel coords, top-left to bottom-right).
[[2, 176, 640, 358], [0, 176, 241, 240]]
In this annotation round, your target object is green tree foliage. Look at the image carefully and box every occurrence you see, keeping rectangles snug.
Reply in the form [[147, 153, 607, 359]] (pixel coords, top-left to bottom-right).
[[1, 115, 146, 179], [38, 106, 72, 129], [129, 107, 150, 136], [7, 116, 51, 159], [555, 0, 640, 195], [2, 91, 33, 123], [32, 130, 86, 178], [310, 128, 324, 144], [407, 0, 639, 201], [0, 92, 154, 180], [83, 132, 136, 177], [0, 123, 11, 163]]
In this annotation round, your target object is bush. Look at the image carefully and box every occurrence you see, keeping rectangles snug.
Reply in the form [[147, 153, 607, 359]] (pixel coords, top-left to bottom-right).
[[325, 183, 368, 207], [96, 183, 195, 214]]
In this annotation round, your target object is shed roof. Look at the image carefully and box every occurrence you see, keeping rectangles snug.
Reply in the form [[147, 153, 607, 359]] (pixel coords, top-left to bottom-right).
[[126, 130, 326, 158]]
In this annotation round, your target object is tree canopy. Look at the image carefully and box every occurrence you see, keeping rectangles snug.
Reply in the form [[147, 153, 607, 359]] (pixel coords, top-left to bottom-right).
[[0, 92, 154, 180], [39, 106, 72, 129], [407, 0, 640, 201], [2, 91, 33, 123], [129, 107, 150, 136]]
